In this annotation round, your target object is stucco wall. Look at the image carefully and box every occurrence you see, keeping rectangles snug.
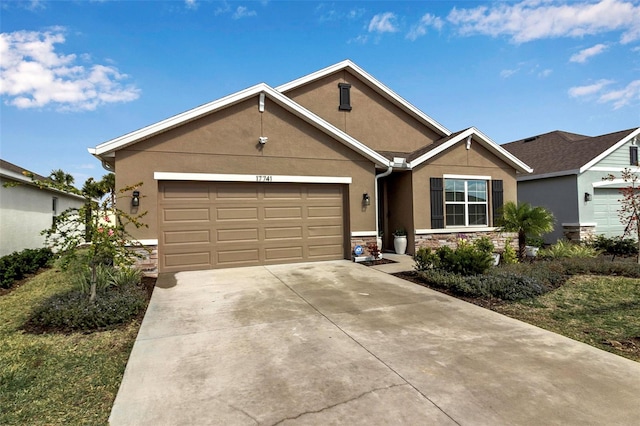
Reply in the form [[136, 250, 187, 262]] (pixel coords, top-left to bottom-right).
[[114, 94, 378, 241], [282, 70, 442, 153], [517, 175, 578, 244], [412, 141, 518, 231], [0, 178, 85, 256]]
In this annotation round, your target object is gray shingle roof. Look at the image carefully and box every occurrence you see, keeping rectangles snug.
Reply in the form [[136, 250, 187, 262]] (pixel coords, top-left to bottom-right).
[[501, 128, 638, 176]]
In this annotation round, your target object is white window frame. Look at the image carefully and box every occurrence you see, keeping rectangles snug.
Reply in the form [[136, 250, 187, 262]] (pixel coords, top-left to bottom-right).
[[444, 178, 489, 227]]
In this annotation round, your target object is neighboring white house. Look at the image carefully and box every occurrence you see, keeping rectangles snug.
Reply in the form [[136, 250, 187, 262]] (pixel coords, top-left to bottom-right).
[[0, 160, 87, 257]]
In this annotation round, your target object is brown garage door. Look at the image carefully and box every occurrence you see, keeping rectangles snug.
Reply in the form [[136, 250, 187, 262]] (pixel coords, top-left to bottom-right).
[[158, 181, 347, 272]]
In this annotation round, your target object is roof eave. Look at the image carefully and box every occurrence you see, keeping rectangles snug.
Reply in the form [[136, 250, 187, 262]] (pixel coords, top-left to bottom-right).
[[409, 127, 533, 174], [579, 127, 640, 173]]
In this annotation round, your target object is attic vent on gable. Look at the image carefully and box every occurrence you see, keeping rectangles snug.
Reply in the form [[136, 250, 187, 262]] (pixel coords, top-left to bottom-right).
[[524, 136, 538, 143], [338, 83, 352, 111]]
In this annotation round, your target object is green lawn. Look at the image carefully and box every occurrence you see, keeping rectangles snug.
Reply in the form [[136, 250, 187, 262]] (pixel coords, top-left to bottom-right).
[[0, 267, 142, 425], [493, 275, 640, 362]]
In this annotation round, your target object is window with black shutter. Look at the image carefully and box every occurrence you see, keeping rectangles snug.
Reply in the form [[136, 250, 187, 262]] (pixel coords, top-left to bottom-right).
[[430, 177, 444, 229], [338, 83, 352, 111], [492, 180, 504, 226]]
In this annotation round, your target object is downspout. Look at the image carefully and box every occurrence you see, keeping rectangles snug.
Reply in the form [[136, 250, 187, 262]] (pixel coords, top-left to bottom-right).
[[375, 164, 394, 242]]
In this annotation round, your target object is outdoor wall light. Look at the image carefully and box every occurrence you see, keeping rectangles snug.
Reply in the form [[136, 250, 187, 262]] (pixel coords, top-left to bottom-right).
[[584, 192, 592, 202], [132, 190, 140, 207], [362, 192, 370, 206]]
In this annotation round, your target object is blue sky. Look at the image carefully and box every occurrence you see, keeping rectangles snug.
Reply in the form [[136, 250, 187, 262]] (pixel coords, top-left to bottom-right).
[[1, 0, 639, 184]]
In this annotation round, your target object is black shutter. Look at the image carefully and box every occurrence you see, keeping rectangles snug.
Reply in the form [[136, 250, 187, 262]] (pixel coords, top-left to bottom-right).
[[630, 146, 638, 166], [338, 83, 352, 111], [492, 180, 504, 226], [430, 177, 444, 229]]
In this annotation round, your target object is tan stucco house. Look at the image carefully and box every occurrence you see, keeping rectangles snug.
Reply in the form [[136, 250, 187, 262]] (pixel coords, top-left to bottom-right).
[[89, 60, 531, 273]]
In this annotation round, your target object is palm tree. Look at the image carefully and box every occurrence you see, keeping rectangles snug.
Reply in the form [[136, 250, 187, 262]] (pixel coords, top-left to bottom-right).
[[497, 201, 554, 261], [49, 169, 75, 187]]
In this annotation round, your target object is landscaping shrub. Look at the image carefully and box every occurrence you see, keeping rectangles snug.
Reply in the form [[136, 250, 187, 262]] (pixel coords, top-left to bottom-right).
[[559, 257, 640, 278], [501, 239, 518, 265], [436, 242, 493, 276], [417, 268, 548, 301], [24, 284, 147, 333], [539, 240, 599, 259], [588, 235, 638, 257], [0, 247, 54, 289], [414, 247, 440, 271]]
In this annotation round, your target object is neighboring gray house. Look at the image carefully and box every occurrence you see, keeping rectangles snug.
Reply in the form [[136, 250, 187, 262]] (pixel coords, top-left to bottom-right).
[[0, 160, 86, 257], [503, 127, 640, 243]]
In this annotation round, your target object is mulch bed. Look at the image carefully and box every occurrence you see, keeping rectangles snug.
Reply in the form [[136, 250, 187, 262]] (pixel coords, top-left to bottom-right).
[[358, 258, 397, 267]]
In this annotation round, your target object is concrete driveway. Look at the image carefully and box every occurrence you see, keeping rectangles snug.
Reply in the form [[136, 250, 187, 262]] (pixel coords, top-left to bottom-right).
[[110, 260, 640, 425]]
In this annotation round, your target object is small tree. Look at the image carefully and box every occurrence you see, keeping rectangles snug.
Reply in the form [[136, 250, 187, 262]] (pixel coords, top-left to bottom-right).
[[604, 168, 640, 263], [14, 171, 148, 302], [497, 201, 554, 261]]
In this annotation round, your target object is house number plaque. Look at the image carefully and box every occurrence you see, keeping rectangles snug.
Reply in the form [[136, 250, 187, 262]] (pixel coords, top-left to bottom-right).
[[256, 175, 273, 182]]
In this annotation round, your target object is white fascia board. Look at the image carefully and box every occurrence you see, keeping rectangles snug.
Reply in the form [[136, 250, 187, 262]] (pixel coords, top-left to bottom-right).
[[154, 172, 352, 184], [580, 127, 640, 173], [410, 127, 533, 174], [91, 83, 270, 156], [443, 174, 492, 180], [276, 60, 451, 137], [0, 169, 87, 201], [561, 222, 597, 227], [516, 169, 580, 182]]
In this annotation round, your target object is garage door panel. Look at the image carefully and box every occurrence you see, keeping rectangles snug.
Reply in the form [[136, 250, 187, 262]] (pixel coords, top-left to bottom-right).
[[215, 184, 259, 200], [264, 186, 303, 199], [164, 230, 210, 245], [217, 248, 260, 266], [164, 252, 211, 268], [216, 207, 259, 220], [265, 246, 304, 261], [308, 206, 342, 218], [159, 181, 345, 272], [162, 182, 211, 200], [163, 208, 210, 223], [217, 228, 259, 242], [308, 244, 344, 257], [264, 207, 303, 219], [265, 226, 303, 240]]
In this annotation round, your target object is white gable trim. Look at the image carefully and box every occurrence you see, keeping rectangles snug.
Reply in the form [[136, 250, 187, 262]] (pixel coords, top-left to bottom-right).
[[276, 60, 451, 137], [580, 128, 640, 173], [410, 127, 533, 174], [88, 83, 391, 168]]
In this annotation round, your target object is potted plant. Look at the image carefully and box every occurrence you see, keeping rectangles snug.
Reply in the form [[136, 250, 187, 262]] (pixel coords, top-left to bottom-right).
[[393, 228, 407, 255], [376, 231, 383, 252]]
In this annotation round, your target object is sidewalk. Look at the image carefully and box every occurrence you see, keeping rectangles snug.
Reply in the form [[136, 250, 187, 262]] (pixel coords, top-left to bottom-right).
[[369, 252, 415, 274]]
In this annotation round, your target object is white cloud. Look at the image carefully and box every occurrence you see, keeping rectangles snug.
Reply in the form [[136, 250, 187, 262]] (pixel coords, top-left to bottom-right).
[[368, 12, 398, 34], [447, 0, 640, 44], [566, 78, 640, 108], [568, 79, 614, 97], [407, 13, 444, 41], [570, 43, 609, 63], [538, 68, 553, 78], [184, 0, 198, 10], [0, 29, 140, 111], [214, 1, 231, 16], [232, 6, 257, 19], [500, 68, 519, 78], [598, 79, 640, 108]]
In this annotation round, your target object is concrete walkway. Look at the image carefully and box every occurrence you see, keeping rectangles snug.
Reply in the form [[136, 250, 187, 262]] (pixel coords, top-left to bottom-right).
[[110, 260, 640, 425]]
